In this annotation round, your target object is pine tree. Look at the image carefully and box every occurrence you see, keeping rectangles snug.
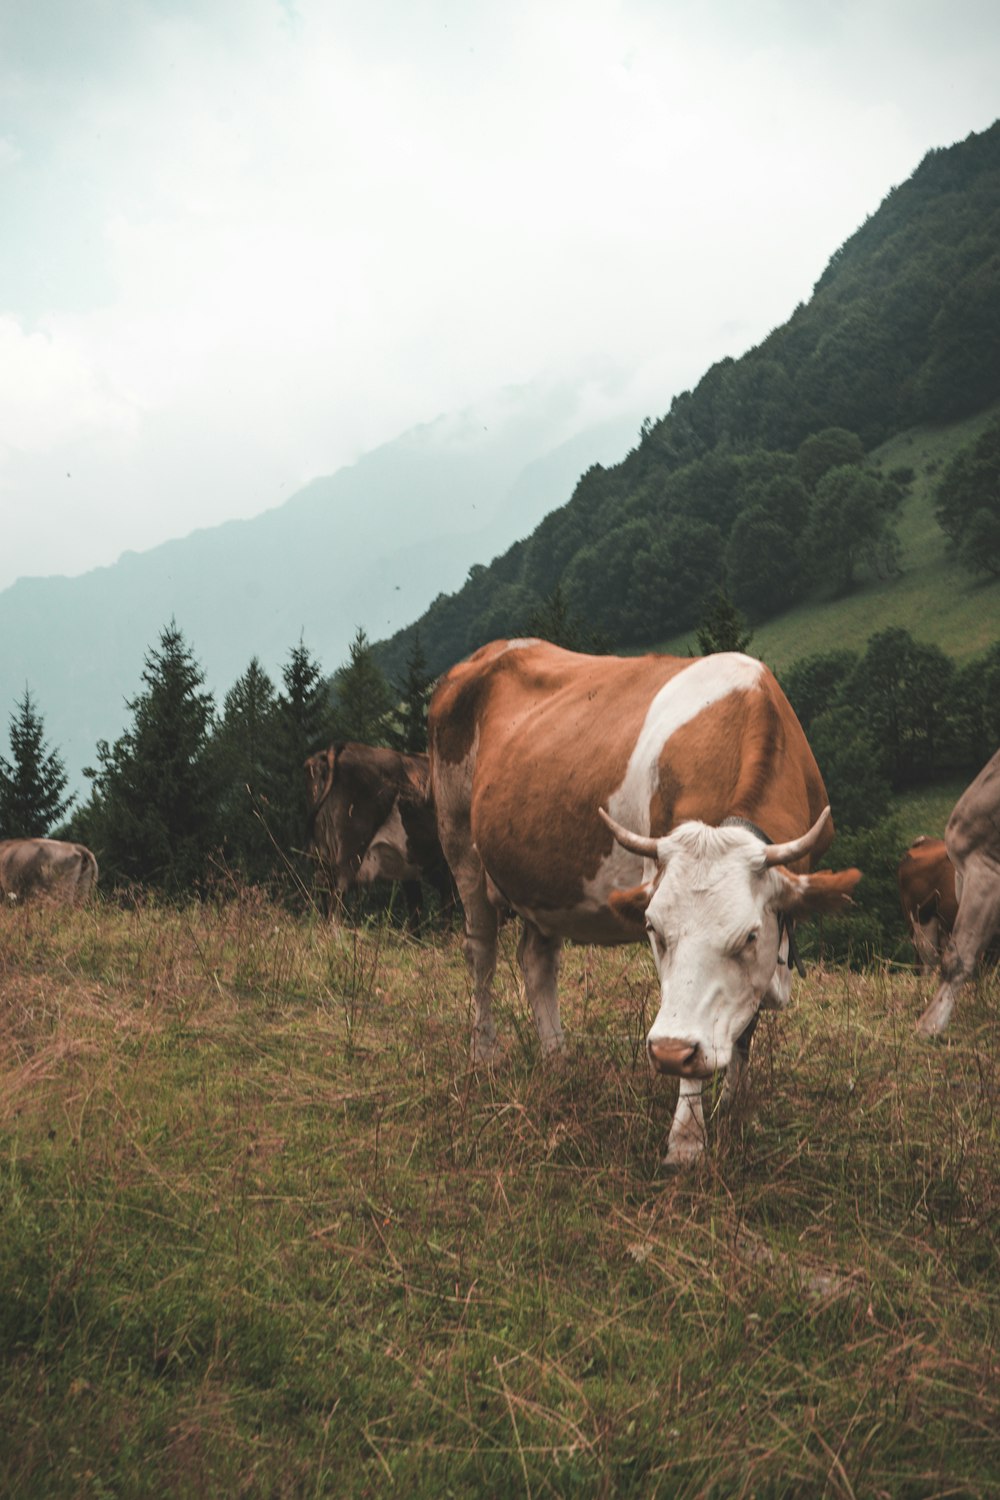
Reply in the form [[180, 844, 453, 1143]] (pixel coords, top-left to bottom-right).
[[86, 622, 219, 892], [332, 628, 393, 745], [524, 584, 610, 653], [213, 657, 279, 880], [695, 588, 754, 655], [0, 687, 75, 837], [267, 639, 333, 861], [391, 629, 433, 753]]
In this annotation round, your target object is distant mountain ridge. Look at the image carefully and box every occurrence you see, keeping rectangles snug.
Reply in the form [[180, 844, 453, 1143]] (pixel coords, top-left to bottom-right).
[[0, 385, 641, 793]]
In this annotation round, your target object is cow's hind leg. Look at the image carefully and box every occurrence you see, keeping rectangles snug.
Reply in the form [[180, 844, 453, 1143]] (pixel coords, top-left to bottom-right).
[[917, 854, 1000, 1036], [452, 863, 500, 1063], [517, 921, 565, 1055]]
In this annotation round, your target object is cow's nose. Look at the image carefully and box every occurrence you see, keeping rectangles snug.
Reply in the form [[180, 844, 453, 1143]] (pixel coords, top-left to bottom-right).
[[647, 1037, 702, 1075]]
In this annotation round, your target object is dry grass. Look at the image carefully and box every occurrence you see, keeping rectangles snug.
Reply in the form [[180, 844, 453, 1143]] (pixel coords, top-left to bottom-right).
[[0, 896, 998, 1497]]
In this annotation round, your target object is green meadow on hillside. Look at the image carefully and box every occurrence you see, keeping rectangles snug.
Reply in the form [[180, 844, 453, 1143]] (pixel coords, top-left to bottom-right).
[[657, 405, 1000, 673]]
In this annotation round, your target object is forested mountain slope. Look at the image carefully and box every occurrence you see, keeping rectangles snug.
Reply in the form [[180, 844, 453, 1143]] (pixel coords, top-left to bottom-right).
[[374, 120, 1000, 682], [658, 407, 1000, 670]]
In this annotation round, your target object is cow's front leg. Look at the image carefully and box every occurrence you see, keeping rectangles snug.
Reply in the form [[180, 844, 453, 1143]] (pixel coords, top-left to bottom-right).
[[663, 1077, 707, 1169], [517, 921, 565, 1055], [723, 1013, 758, 1107], [917, 856, 1000, 1036]]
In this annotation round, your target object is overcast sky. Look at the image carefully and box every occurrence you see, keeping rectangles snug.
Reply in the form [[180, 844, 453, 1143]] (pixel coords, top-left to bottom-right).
[[1, 0, 998, 594]]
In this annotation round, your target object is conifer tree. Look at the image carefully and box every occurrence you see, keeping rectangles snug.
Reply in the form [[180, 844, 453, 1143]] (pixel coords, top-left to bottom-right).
[[0, 687, 75, 837], [332, 628, 393, 745], [214, 657, 279, 879], [695, 588, 754, 655], [267, 639, 333, 860], [524, 584, 610, 654], [392, 629, 433, 753], [86, 622, 219, 892]]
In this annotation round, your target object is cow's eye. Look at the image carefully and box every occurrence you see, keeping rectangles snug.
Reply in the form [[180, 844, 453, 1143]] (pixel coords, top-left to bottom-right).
[[743, 928, 760, 949]]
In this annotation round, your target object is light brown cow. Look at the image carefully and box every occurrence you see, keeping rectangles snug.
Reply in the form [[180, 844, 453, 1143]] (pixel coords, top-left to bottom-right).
[[0, 838, 99, 905], [897, 836, 958, 973], [429, 639, 859, 1167], [917, 748, 1000, 1036]]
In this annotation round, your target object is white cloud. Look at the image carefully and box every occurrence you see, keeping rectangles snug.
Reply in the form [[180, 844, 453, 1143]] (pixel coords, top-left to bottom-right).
[[0, 0, 998, 590], [0, 316, 135, 455]]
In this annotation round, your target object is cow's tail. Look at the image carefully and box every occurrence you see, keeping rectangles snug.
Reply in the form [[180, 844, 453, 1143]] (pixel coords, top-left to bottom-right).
[[76, 847, 99, 903]]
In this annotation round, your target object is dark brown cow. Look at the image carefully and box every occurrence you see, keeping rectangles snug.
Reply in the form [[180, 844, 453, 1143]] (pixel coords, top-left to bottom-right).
[[304, 742, 454, 925], [0, 838, 99, 905], [897, 836, 958, 973], [917, 748, 1000, 1036], [429, 639, 859, 1167]]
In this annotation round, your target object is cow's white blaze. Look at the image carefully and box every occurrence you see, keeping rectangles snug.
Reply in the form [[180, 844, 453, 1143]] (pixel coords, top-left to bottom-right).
[[583, 652, 765, 907], [612, 652, 763, 827]]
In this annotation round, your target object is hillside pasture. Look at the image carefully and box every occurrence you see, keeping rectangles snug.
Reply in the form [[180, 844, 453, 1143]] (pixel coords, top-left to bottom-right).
[[655, 404, 1000, 674], [1, 897, 998, 1497]]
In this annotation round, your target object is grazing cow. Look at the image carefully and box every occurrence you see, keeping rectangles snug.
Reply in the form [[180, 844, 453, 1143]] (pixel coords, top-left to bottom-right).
[[897, 837, 958, 973], [429, 639, 859, 1167], [0, 838, 98, 905], [304, 742, 454, 925], [917, 748, 1000, 1036]]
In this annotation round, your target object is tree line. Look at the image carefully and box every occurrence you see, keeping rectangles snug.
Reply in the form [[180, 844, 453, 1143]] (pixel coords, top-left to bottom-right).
[[3, 613, 997, 965], [0, 624, 434, 898]]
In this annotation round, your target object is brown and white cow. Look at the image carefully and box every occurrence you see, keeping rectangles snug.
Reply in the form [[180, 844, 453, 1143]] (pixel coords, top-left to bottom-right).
[[917, 748, 1000, 1036], [0, 838, 99, 905], [304, 742, 454, 925], [429, 639, 860, 1167], [897, 837, 958, 973]]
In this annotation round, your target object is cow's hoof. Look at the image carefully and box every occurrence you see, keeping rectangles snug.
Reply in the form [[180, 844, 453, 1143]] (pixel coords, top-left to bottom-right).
[[916, 993, 953, 1038], [661, 1141, 706, 1172], [915, 1012, 948, 1039], [470, 1027, 498, 1068]]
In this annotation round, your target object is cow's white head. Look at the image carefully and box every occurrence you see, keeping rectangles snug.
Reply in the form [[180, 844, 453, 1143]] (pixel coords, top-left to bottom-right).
[[600, 807, 860, 1078]]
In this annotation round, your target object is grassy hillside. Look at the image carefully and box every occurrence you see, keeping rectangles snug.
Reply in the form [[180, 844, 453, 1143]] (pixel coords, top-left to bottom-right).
[[656, 404, 1000, 671], [891, 779, 969, 846], [1, 901, 998, 1495]]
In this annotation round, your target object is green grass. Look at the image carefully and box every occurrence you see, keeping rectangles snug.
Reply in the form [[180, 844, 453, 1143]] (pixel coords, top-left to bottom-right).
[[891, 780, 969, 847], [1, 897, 999, 1496], [657, 405, 1000, 672]]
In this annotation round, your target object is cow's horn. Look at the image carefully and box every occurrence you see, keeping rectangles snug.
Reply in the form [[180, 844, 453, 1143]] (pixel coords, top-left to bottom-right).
[[598, 806, 661, 859], [763, 806, 831, 867]]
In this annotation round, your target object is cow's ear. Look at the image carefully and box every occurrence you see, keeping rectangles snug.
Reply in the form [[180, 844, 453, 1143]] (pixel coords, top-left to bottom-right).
[[774, 867, 862, 918], [608, 882, 654, 933]]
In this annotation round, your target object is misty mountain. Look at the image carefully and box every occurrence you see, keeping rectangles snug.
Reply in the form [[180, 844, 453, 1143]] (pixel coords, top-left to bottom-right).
[[0, 383, 641, 796]]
